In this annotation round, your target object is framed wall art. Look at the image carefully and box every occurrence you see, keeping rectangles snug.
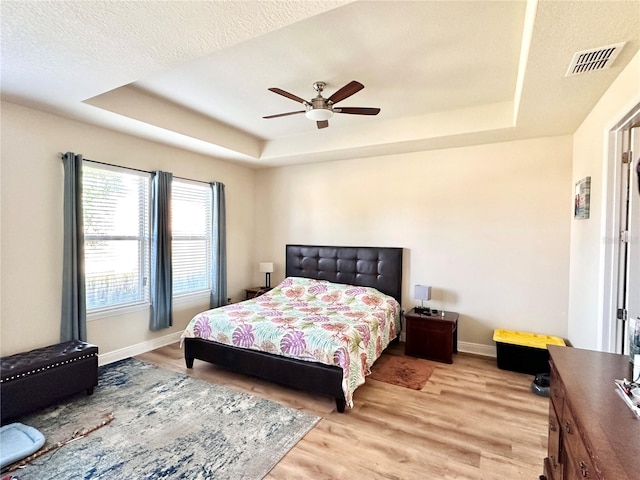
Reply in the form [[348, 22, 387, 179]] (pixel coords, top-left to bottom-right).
[[574, 176, 591, 219]]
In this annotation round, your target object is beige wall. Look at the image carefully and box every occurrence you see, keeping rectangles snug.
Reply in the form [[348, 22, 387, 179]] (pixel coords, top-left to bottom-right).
[[4, 51, 638, 361], [570, 50, 640, 351], [254, 136, 573, 350], [14, 52, 639, 356], [0, 101, 256, 357]]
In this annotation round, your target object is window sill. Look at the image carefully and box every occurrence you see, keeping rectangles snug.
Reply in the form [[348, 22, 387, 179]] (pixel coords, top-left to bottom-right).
[[86, 291, 210, 321], [173, 290, 210, 306], [87, 301, 149, 321]]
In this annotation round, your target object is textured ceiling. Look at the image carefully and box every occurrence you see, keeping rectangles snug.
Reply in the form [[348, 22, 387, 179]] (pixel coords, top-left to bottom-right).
[[2, 0, 639, 167]]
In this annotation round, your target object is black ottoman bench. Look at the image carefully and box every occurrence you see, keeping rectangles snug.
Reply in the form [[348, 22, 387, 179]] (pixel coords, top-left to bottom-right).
[[1, 340, 98, 424]]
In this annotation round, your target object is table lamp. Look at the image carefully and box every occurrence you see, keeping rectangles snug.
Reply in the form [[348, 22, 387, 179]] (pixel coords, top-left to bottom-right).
[[414, 284, 431, 314], [259, 262, 274, 289]]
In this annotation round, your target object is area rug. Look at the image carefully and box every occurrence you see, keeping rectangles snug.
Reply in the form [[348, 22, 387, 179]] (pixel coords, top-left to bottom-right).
[[369, 355, 435, 390], [6, 358, 319, 479]]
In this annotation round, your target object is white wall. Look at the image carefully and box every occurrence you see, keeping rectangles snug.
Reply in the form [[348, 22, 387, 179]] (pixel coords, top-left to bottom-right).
[[254, 136, 573, 351], [569, 50, 640, 351], [0, 101, 256, 357]]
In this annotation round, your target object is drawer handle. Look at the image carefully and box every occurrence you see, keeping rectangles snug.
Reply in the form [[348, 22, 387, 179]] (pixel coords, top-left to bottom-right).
[[549, 421, 557, 432], [579, 460, 589, 477], [564, 421, 572, 434]]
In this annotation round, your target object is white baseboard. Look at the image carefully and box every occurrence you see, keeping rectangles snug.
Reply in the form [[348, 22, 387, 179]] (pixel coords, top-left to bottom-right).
[[458, 341, 496, 358], [98, 331, 183, 366]]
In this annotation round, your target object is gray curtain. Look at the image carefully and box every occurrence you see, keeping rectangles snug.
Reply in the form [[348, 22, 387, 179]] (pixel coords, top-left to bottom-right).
[[210, 182, 227, 308], [150, 171, 173, 331], [61, 152, 87, 342]]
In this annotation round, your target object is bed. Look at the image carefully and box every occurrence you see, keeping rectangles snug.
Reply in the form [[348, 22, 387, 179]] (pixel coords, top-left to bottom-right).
[[182, 244, 403, 412]]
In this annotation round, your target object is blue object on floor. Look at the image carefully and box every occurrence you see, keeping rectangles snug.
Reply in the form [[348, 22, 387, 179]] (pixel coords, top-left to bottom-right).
[[0, 423, 45, 468]]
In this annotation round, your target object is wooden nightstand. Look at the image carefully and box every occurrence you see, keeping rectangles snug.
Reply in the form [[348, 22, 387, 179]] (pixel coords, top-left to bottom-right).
[[245, 287, 272, 300], [404, 308, 459, 364]]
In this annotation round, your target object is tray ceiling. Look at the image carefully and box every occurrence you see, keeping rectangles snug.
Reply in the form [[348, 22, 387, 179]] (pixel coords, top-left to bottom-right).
[[2, 1, 639, 167]]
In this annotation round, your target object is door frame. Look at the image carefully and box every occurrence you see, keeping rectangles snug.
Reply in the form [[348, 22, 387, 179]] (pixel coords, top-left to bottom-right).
[[601, 101, 640, 353]]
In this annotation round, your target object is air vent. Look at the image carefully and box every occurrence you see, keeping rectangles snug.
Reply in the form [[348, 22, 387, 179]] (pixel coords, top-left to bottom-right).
[[566, 42, 625, 76]]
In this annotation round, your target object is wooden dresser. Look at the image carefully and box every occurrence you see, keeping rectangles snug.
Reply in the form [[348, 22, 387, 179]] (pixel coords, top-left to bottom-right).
[[542, 346, 639, 480]]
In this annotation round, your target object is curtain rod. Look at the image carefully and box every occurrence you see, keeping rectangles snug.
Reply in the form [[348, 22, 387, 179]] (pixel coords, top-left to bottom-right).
[[58, 153, 217, 186]]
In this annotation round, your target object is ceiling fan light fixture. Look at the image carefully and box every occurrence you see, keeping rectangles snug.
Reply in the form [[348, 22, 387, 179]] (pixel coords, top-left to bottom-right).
[[305, 108, 333, 121], [266, 81, 378, 128]]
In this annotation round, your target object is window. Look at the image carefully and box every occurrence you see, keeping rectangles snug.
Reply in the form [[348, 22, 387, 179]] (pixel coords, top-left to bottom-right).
[[82, 163, 213, 313], [83, 163, 150, 311], [172, 179, 212, 296]]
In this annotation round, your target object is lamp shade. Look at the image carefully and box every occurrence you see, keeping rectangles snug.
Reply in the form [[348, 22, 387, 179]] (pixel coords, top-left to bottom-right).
[[414, 285, 432, 301], [259, 262, 274, 273]]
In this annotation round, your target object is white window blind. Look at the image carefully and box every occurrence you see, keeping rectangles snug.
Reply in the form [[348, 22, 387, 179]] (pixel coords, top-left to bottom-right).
[[83, 163, 150, 311], [172, 179, 212, 296]]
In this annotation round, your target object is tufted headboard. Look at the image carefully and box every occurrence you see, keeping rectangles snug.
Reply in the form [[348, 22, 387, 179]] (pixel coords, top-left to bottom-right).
[[285, 244, 403, 305]]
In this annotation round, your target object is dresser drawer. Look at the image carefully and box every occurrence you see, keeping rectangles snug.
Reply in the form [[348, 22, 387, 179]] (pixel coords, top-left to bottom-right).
[[547, 400, 563, 479], [562, 401, 596, 479], [549, 361, 564, 419], [543, 456, 558, 480]]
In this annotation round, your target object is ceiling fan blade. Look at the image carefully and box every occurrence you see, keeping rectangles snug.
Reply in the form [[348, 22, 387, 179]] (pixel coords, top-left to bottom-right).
[[316, 120, 329, 129], [268, 87, 307, 104], [328, 81, 364, 104], [335, 107, 381, 115], [263, 110, 305, 119]]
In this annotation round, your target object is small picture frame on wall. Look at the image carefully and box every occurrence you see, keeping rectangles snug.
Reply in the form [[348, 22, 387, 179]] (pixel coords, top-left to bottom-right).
[[574, 176, 591, 219]]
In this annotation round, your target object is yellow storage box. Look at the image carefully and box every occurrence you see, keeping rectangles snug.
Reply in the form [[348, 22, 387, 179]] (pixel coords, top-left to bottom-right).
[[493, 329, 565, 374]]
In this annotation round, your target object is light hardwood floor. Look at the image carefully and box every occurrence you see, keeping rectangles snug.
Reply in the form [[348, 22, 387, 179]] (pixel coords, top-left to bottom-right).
[[138, 342, 548, 479]]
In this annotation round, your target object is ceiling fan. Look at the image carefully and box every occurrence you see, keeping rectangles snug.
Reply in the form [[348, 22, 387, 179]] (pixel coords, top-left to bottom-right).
[[263, 80, 380, 129]]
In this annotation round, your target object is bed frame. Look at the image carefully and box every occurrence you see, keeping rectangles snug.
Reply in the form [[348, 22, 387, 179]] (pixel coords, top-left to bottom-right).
[[184, 244, 403, 412]]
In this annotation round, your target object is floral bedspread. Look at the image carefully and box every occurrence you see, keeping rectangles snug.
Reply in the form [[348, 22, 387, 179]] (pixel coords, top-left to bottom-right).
[[181, 276, 401, 407]]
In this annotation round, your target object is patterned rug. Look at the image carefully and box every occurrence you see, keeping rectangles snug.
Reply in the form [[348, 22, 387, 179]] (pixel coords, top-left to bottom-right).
[[6, 358, 319, 479], [369, 355, 435, 390]]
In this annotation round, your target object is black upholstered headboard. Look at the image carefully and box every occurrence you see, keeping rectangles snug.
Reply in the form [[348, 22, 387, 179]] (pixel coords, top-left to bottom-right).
[[285, 244, 403, 305]]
